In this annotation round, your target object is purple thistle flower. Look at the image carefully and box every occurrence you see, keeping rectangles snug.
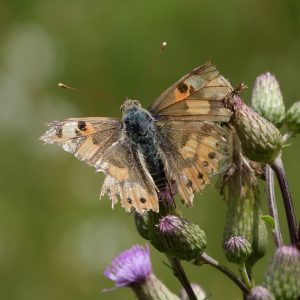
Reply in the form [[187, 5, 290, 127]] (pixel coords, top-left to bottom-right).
[[104, 244, 152, 287]]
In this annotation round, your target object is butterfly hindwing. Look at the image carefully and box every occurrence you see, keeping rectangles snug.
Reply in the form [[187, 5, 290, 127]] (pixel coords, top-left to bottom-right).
[[149, 62, 233, 121], [98, 141, 159, 213], [156, 120, 228, 205]]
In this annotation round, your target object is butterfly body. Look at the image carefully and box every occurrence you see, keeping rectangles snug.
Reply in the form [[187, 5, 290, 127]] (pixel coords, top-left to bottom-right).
[[41, 62, 235, 213], [122, 100, 169, 192]]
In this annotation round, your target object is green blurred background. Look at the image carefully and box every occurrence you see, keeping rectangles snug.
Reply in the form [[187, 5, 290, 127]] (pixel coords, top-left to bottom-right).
[[1, 0, 300, 299]]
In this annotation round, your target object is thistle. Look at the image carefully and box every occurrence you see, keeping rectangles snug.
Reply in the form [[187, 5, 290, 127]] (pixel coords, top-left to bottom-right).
[[247, 286, 275, 300], [104, 244, 180, 300], [251, 72, 285, 127], [263, 245, 300, 300], [232, 96, 283, 164], [220, 133, 268, 268], [286, 101, 300, 136], [224, 236, 252, 264], [158, 215, 207, 261]]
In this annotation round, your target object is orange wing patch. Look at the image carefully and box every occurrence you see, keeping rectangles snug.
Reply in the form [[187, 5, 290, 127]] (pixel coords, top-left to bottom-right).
[[149, 62, 233, 122]]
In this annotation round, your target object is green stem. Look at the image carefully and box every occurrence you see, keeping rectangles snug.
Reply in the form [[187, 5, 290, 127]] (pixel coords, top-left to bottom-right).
[[239, 263, 253, 290], [265, 165, 283, 247], [195, 252, 249, 295]]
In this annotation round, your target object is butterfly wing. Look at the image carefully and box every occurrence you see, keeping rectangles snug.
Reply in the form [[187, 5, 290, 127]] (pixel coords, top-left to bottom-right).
[[148, 61, 233, 121], [40, 117, 122, 164], [156, 120, 228, 205], [99, 141, 159, 213], [40, 117, 158, 213]]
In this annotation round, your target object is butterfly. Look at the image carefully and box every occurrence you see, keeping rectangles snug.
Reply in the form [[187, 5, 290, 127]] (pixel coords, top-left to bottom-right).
[[40, 61, 233, 214]]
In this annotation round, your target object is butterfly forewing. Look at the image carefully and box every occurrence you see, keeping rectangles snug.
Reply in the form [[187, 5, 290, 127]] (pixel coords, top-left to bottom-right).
[[149, 62, 233, 121], [40, 117, 159, 213]]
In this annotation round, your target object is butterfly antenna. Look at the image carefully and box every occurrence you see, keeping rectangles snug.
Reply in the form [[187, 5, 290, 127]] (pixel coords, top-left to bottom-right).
[[57, 82, 117, 101], [132, 41, 168, 99]]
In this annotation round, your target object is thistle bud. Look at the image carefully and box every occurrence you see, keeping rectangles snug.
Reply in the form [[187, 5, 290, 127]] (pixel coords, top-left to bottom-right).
[[135, 212, 150, 240], [286, 101, 300, 135], [221, 134, 268, 267], [251, 73, 285, 127], [157, 215, 207, 261], [263, 245, 300, 300], [179, 283, 206, 300], [104, 244, 180, 300], [247, 286, 275, 300], [232, 97, 283, 164], [224, 236, 252, 264]]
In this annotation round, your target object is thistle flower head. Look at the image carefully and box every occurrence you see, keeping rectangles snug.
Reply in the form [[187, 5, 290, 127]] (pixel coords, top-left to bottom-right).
[[104, 244, 152, 287], [247, 286, 275, 300], [224, 236, 252, 264], [286, 101, 300, 135], [232, 97, 283, 163], [157, 215, 207, 261], [263, 245, 300, 299], [251, 72, 285, 127]]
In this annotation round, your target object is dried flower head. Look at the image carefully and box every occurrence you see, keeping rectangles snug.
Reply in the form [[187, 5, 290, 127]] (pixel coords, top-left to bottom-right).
[[251, 73, 285, 127], [220, 133, 268, 267]]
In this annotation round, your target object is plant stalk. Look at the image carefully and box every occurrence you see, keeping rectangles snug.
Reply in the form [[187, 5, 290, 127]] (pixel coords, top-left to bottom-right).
[[168, 257, 197, 300], [265, 165, 283, 247], [196, 252, 249, 295], [271, 156, 298, 245]]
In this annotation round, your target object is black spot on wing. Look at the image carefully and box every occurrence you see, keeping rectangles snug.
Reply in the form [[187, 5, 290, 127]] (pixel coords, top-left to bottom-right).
[[208, 152, 217, 159], [140, 197, 146, 203], [56, 127, 63, 138], [177, 82, 188, 93], [202, 161, 209, 167], [78, 121, 87, 131]]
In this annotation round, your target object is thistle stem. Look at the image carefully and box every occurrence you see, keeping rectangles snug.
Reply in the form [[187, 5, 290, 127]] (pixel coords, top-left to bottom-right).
[[271, 156, 298, 245], [196, 252, 249, 295], [265, 165, 283, 247], [239, 263, 253, 290], [168, 257, 197, 300]]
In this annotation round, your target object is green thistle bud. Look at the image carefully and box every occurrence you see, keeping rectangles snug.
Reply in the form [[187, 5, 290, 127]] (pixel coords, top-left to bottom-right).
[[158, 215, 207, 261], [247, 286, 275, 300], [221, 134, 268, 267], [224, 236, 252, 264], [232, 97, 283, 163], [251, 73, 285, 127], [263, 246, 300, 300], [179, 283, 206, 300], [135, 212, 150, 240], [286, 101, 300, 135]]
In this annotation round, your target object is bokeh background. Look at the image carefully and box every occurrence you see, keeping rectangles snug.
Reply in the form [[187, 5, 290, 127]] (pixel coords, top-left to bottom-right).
[[1, 0, 300, 299]]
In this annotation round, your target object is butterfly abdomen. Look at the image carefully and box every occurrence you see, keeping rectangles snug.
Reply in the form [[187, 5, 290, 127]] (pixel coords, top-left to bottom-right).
[[139, 142, 168, 191]]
